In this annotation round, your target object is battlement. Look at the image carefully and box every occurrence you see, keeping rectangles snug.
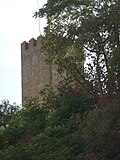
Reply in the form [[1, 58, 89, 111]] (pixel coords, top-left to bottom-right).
[[21, 36, 42, 52]]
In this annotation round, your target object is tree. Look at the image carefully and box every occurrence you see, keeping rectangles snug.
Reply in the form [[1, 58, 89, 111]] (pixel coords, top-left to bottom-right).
[[3, 97, 46, 146], [0, 1, 120, 159], [82, 102, 120, 160], [0, 100, 19, 129], [35, 0, 120, 96]]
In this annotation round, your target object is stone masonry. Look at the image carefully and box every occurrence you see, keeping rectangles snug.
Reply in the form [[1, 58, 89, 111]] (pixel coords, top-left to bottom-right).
[[21, 36, 62, 105]]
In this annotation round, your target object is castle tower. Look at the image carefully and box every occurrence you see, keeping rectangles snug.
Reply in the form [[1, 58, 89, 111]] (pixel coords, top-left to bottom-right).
[[21, 36, 61, 105]]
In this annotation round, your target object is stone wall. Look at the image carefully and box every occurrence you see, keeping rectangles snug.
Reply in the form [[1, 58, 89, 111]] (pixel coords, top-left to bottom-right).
[[21, 36, 62, 105]]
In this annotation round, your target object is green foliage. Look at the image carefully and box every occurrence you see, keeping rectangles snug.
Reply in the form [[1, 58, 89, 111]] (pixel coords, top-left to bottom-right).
[[0, 94, 95, 160], [40, 85, 59, 111], [0, 0, 120, 159], [36, 0, 120, 95], [0, 94, 119, 159], [82, 103, 120, 159], [49, 95, 96, 127], [2, 98, 46, 148], [30, 130, 84, 160], [0, 100, 19, 129]]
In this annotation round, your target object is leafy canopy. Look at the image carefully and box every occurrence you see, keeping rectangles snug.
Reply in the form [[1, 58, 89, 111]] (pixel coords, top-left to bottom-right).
[[35, 0, 120, 95]]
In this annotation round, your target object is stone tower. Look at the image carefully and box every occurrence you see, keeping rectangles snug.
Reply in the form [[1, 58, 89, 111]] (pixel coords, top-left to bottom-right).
[[21, 36, 61, 105]]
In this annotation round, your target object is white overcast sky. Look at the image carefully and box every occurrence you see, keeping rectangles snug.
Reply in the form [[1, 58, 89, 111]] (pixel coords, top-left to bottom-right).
[[0, 0, 47, 105]]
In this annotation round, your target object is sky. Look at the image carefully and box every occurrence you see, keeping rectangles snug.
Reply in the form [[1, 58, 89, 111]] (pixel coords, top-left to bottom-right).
[[0, 0, 47, 105]]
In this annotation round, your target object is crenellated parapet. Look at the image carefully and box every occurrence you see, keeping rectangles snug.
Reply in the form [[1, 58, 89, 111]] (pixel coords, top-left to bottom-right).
[[21, 36, 43, 54]]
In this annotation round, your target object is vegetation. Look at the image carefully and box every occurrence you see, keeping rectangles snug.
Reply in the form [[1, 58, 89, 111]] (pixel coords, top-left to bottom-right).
[[0, 0, 120, 159]]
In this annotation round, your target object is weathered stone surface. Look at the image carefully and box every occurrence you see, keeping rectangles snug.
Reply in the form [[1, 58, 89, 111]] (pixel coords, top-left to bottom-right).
[[21, 36, 62, 105]]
